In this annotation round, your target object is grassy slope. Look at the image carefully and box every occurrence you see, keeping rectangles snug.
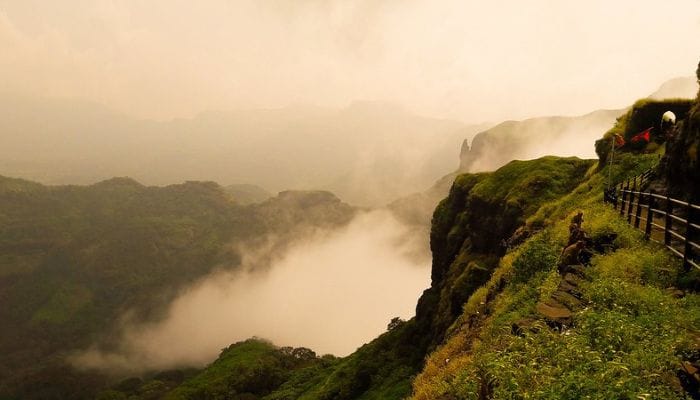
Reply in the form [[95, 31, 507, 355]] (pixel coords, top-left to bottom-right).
[[411, 153, 699, 399], [0, 177, 353, 399], [114, 156, 596, 400], [93, 151, 695, 400]]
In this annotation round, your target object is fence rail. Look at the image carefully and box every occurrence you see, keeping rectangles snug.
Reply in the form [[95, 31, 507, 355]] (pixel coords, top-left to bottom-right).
[[609, 170, 699, 271]]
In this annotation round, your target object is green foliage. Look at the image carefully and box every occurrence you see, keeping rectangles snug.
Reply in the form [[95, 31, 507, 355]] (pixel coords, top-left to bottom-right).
[[95, 340, 336, 400], [30, 282, 93, 325], [469, 156, 593, 216], [596, 98, 694, 164], [411, 152, 699, 400], [162, 340, 320, 400], [0, 176, 354, 399], [313, 321, 424, 400], [511, 232, 558, 283]]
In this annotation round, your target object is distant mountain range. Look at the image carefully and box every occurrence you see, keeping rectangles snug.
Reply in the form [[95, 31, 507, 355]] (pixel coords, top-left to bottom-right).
[[0, 95, 484, 206]]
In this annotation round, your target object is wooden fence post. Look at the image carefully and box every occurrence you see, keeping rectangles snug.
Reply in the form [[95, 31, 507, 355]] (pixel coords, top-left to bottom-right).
[[664, 195, 672, 246], [627, 179, 637, 223], [645, 190, 653, 240], [683, 203, 694, 271], [634, 190, 643, 228], [620, 180, 629, 216]]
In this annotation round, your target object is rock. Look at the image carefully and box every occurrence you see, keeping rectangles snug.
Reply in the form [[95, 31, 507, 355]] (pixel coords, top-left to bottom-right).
[[560, 265, 587, 277], [563, 272, 584, 287], [666, 287, 686, 298], [536, 301, 572, 320], [679, 361, 700, 397], [683, 361, 699, 376], [556, 279, 582, 298], [551, 290, 583, 311], [511, 318, 540, 336]]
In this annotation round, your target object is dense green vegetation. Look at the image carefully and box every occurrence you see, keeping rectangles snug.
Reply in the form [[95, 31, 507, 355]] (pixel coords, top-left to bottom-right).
[[0, 177, 353, 399], [2, 77, 698, 399], [81, 155, 595, 400], [411, 159, 699, 399], [412, 89, 700, 399]]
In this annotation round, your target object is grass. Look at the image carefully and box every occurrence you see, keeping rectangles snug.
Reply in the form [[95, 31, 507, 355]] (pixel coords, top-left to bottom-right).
[[411, 153, 699, 399]]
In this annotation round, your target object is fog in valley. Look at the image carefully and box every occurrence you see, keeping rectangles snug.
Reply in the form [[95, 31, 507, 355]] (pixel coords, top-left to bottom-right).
[[71, 211, 430, 373]]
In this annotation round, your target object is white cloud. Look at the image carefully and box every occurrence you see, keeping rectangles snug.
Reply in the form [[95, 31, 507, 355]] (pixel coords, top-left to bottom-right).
[[71, 210, 431, 373]]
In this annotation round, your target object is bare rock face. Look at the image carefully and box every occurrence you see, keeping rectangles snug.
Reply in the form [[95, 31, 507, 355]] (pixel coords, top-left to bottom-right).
[[536, 302, 572, 321]]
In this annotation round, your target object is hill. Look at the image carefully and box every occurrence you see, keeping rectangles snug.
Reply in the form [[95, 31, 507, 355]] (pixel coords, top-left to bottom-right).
[[0, 94, 484, 206], [648, 76, 699, 100], [100, 87, 700, 399], [460, 109, 625, 172], [2, 77, 699, 400], [459, 77, 699, 174], [0, 177, 354, 399], [96, 156, 598, 399]]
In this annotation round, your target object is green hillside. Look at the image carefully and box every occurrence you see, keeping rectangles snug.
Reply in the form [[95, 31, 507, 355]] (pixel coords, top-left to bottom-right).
[[101, 87, 700, 399], [3, 76, 699, 400], [0, 178, 353, 399]]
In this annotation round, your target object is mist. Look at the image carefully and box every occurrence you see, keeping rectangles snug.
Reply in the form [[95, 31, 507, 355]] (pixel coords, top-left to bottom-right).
[[71, 210, 431, 373], [460, 109, 623, 173], [1, 0, 698, 123]]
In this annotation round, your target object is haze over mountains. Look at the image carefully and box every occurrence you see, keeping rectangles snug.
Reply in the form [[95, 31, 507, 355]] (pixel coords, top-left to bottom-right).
[[2, 76, 696, 209], [458, 77, 699, 173], [1, 2, 699, 398], [0, 93, 483, 206]]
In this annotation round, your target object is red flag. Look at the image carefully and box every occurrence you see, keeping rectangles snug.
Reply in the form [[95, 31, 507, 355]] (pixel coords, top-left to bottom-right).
[[631, 127, 652, 143], [614, 134, 625, 148]]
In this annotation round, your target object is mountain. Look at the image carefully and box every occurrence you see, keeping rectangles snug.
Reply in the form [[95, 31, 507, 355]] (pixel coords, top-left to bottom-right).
[[648, 76, 699, 100], [94, 156, 598, 399], [94, 90, 700, 399], [0, 176, 354, 399], [0, 94, 484, 206], [2, 78, 698, 399], [459, 77, 699, 174], [460, 109, 625, 172]]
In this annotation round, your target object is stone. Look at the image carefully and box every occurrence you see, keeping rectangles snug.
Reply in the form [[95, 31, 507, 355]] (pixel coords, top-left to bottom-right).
[[536, 302, 572, 320], [563, 272, 584, 287], [551, 290, 583, 310]]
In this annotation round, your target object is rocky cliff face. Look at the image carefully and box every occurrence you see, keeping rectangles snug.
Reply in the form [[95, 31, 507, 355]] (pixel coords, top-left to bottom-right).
[[415, 157, 593, 349]]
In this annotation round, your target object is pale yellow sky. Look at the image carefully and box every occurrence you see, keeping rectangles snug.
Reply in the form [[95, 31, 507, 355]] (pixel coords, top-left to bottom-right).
[[0, 0, 698, 122]]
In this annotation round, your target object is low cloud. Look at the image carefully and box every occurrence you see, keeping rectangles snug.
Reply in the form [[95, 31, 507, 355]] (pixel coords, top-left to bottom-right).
[[71, 210, 430, 374]]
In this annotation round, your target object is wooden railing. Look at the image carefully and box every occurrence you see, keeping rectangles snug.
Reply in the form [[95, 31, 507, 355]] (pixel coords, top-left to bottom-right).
[[611, 172, 699, 271]]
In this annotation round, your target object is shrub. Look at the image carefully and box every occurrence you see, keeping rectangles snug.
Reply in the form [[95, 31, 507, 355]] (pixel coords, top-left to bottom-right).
[[511, 232, 559, 283]]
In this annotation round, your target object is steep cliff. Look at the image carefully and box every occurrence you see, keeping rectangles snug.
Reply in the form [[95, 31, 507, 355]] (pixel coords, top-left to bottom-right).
[[411, 150, 698, 399]]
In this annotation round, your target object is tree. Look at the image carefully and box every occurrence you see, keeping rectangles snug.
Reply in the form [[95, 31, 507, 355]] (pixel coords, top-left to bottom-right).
[[387, 317, 405, 331]]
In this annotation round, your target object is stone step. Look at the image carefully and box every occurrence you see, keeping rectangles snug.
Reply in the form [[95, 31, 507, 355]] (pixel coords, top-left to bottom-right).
[[536, 301, 572, 321]]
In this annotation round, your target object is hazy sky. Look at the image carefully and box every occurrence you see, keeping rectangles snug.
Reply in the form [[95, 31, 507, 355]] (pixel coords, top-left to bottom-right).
[[1, 0, 698, 122]]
